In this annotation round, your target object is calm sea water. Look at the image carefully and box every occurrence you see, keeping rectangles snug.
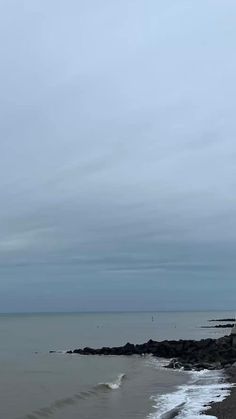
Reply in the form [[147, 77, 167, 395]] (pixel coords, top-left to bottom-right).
[[0, 311, 234, 419]]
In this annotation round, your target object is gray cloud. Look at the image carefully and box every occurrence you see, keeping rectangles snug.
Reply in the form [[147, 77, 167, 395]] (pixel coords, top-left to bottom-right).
[[0, 0, 235, 311]]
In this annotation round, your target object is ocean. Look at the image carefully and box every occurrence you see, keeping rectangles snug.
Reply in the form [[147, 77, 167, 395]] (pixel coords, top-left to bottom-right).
[[0, 311, 234, 419]]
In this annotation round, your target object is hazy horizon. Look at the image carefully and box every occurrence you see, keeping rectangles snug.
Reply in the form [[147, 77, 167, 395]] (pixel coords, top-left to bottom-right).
[[0, 309, 235, 315]]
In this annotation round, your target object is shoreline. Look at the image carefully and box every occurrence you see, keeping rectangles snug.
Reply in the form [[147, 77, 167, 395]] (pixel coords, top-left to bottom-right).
[[206, 365, 236, 418], [148, 366, 231, 419], [63, 335, 236, 418]]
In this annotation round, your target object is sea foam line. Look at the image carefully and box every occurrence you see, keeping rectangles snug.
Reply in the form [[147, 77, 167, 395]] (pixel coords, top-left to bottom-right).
[[147, 367, 234, 419]]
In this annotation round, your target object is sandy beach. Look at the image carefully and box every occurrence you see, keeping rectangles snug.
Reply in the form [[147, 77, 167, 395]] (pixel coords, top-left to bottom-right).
[[206, 366, 236, 418]]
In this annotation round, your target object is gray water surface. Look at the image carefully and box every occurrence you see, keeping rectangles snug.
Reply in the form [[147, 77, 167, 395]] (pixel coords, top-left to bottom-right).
[[0, 311, 233, 419]]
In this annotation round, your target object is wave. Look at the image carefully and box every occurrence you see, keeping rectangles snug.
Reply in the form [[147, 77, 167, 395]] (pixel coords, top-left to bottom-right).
[[147, 369, 234, 419], [21, 373, 126, 418], [98, 373, 126, 390], [22, 391, 95, 419]]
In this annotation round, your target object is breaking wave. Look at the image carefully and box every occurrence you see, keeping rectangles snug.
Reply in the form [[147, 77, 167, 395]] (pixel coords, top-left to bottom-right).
[[21, 373, 126, 418], [147, 368, 234, 419], [98, 373, 126, 390]]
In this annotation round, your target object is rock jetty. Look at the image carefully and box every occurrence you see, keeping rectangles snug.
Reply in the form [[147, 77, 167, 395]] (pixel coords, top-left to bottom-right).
[[201, 324, 234, 328], [66, 335, 236, 371]]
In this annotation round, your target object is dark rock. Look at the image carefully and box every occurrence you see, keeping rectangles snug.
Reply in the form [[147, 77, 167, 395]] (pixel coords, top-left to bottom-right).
[[65, 335, 236, 371], [201, 324, 234, 329], [183, 364, 193, 371], [209, 319, 235, 322]]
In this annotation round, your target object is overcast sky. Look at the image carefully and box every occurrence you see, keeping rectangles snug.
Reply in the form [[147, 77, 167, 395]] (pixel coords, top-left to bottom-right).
[[0, 0, 236, 312]]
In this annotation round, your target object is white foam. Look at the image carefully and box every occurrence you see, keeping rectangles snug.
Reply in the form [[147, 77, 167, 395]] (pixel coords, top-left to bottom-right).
[[145, 356, 171, 369], [99, 373, 126, 390], [148, 369, 234, 419]]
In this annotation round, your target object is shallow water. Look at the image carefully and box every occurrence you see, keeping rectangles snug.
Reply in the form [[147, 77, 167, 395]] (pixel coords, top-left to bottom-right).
[[148, 366, 233, 419], [0, 311, 233, 418]]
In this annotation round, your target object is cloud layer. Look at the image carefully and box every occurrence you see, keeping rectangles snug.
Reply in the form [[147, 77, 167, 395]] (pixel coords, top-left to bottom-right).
[[0, 0, 236, 311]]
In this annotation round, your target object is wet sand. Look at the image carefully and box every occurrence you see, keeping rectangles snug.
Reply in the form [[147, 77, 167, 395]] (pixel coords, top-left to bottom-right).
[[206, 366, 236, 419]]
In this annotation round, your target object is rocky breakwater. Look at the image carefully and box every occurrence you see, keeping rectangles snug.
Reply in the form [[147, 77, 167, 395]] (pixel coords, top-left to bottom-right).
[[66, 335, 236, 371]]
